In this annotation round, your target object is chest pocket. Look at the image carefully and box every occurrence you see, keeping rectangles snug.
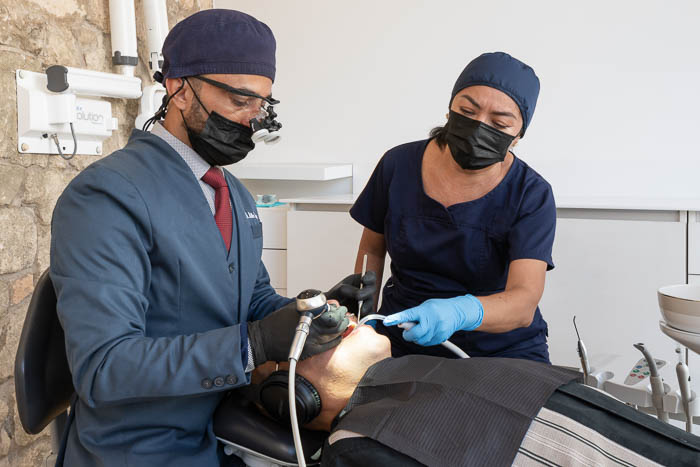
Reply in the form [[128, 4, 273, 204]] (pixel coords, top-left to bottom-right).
[[392, 215, 489, 282], [249, 219, 263, 238]]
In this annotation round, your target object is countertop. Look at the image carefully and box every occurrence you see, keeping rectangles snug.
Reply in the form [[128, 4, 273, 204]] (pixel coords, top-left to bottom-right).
[[281, 194, 700, 211]]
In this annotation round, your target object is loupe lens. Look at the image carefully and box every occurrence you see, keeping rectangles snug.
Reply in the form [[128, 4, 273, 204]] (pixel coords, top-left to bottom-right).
[[263, 133, 281, 145], [251, 128, 270, 143]]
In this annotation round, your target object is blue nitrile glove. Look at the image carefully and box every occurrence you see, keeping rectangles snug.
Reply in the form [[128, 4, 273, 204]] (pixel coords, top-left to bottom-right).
[[383, 295, 484, 346]]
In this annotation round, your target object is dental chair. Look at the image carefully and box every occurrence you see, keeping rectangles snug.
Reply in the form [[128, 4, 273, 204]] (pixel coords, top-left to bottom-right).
[[14, 269, 74, 465], [14, 269, 326, 467], [214, 393, 327, 466]]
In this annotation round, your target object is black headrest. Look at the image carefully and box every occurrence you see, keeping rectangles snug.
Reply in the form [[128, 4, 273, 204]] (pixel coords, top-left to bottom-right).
[[214, 391, 327, 465], [14, 269, 75, 434]]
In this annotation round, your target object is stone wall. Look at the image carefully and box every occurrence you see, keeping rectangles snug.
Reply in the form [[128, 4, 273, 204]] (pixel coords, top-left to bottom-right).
[[0, 1, 212, 465]]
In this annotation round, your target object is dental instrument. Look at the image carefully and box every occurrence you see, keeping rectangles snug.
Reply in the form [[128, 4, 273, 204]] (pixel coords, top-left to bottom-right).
[[289, 289, 329, 467], [675, 346, 693, 433], [357, 254, 368, 323], [358, 314, 469, 359], [573, 316, 590, 385], [633, 343, 669, 423]]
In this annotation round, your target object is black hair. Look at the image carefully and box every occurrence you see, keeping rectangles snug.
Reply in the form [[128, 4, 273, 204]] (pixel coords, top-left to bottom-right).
[[429, 125, 449, 149]]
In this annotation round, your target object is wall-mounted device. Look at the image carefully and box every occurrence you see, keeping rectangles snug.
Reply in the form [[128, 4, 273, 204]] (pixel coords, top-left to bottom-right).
[[16, 67, 141, 158]]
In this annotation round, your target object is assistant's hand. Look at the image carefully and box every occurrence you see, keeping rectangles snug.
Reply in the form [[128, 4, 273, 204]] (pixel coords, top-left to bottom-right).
[[248, 302, 349, 365], [383, 295, 484, 346], [325, 271, 377, 317]]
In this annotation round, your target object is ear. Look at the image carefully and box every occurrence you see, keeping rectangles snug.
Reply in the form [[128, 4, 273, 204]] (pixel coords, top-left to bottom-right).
[[510, 135, 520, 150], [164, 78, 189, 111]]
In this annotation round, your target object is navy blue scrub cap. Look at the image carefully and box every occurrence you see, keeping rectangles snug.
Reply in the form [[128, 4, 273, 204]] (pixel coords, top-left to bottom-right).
[[451, 52, 540, 135], [161, 9, 276, 82]]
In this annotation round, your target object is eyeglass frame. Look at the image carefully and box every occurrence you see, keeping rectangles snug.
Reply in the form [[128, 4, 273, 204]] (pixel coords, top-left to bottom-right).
[[190, 75, 280, 107]]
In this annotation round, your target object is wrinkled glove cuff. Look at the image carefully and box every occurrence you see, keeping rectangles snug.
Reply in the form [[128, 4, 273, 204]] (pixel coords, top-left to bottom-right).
[[246, 320, 267, 368], [461, 294, 484, 331]]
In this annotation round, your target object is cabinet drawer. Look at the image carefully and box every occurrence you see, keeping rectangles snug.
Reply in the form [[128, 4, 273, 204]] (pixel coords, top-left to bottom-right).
[[689, 212, 700, 274], [259, 207, 287, 249], [262, 249, 287, 288], [688, 275, 700, 285]]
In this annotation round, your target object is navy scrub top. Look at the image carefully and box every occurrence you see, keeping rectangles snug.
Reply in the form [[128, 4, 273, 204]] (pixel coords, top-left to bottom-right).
[[350, 139, 556, 363]]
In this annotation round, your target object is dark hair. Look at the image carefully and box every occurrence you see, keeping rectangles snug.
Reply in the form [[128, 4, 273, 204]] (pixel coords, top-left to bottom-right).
[[429, 125, 448, 149]]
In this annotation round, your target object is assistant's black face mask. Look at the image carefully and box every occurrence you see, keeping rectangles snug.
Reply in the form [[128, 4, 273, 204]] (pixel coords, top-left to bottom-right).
[[445, 110, 516, 170], [182, 80, 255, 166]]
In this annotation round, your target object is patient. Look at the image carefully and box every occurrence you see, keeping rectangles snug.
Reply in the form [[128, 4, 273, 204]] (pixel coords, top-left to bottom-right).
[[246, 310, 700, 467], [252, 309, 391, 431]]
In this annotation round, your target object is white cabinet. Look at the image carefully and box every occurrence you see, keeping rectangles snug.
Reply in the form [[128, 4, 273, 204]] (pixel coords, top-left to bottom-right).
[[261, 249, 286, 289], [259, 206, 287, 249], [287, 211, 363, 297], [541, 211, 686, 368], [286, 209, 392, 298], [259, 206, 288, 294], [266, 203, 690, 369]]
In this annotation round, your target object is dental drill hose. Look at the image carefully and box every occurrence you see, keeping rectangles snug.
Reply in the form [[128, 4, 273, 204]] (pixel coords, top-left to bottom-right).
[[289, 290, 329, 467], [676, 347, 693, 433], [358, 314, 469, 359], [633, 343, 669, 423]]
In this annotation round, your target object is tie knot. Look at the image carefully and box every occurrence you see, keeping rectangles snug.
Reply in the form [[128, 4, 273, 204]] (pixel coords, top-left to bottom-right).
[[201, 167, 227, 189]]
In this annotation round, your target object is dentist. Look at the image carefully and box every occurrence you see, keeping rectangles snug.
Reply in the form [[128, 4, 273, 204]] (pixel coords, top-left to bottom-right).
[[50, 9, 373, 466]]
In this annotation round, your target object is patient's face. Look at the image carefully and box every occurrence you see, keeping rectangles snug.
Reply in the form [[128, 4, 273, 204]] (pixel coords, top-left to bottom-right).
[[254, 310, 391, 431]]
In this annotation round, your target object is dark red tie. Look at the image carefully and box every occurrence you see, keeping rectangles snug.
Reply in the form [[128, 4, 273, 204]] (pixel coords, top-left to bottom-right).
[[201, 167, 232, 251]]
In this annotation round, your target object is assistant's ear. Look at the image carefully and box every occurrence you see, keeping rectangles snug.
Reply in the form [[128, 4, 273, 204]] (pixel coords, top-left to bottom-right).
[[510, 135, 521, 151]]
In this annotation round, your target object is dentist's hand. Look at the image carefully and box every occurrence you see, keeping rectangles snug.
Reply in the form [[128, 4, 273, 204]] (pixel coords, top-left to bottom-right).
[[325, 271, 377, 317], [248, 302, 349, 366], [383, 295, 484, 346]]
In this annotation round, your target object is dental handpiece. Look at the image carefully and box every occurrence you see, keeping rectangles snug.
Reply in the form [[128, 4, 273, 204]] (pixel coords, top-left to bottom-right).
[[358, 315, 469, 359], [676, 347, 693, 433], [573, 316, 590, 385], [289, 290, 329, 361], [633, 343, 669, 423], [290, 289, 329, 467], [357, 254, 368, 323]]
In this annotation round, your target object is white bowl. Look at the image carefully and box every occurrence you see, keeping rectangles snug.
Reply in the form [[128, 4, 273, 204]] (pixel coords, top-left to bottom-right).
[[659, 321, 700, 354], [658, 284, 700, 333]]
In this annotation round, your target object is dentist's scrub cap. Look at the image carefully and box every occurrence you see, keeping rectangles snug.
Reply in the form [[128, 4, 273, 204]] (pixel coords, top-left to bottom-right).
[[451, 52, 540, 135], [161, 9, 276, 82]]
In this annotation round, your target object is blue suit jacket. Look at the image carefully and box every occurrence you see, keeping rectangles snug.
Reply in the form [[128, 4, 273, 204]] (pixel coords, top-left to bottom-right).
[[50, 130, 290, 466]]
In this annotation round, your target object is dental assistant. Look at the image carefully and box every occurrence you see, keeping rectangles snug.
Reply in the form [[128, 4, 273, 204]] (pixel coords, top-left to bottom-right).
[[351, 52, 555, 363], [50, 10, 373, 466]]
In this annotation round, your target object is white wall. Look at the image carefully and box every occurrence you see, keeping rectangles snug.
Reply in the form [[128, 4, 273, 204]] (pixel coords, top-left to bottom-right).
[[215, 0, 700, 199]]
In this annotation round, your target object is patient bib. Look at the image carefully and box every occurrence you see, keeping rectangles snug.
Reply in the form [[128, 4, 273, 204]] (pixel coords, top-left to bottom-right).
[[333, 356, 580, 467]]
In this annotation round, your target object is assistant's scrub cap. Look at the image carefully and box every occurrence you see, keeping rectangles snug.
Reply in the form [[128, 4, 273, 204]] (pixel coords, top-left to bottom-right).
[[451, 52, 539, 135]]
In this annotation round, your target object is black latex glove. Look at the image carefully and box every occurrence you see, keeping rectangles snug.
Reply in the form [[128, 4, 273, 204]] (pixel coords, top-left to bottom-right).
[[248, 302, 349, 365], [325, 271, 377, 317]]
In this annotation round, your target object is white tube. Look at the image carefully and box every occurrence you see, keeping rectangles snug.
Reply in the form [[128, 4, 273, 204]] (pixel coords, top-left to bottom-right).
[[48, 66, 141, 99], [288, 358, 306, 467], [109, 0, 138, 76], [143, 0, 169, 75], [359, 315, 469, 358]]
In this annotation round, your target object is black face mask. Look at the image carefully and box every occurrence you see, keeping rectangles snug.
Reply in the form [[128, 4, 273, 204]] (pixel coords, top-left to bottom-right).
[[182, 80, 255, 166], [445, 110, 515, 170]]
